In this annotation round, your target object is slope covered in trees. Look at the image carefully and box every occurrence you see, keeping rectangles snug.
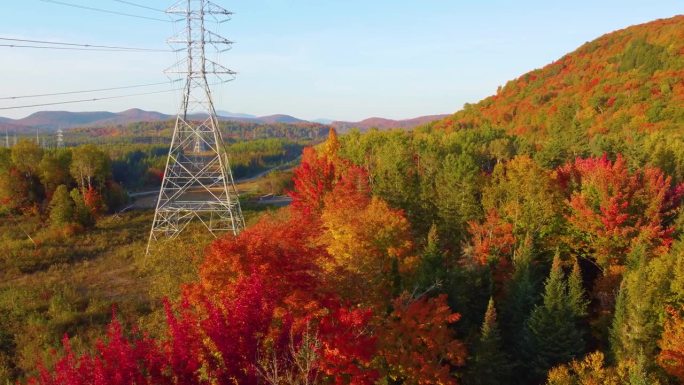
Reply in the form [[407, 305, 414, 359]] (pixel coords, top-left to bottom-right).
[[436, 15, 684, 157]]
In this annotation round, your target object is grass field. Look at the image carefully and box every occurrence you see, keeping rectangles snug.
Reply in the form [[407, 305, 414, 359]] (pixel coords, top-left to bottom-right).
[[0, 201, 279, 382]]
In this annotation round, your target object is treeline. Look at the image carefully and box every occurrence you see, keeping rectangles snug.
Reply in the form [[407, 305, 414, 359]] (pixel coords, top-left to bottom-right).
[[228, 138, 303, 178], [0, 141, 126, 228], [63, 119, 329, 146], [98, 138, 304, 190]]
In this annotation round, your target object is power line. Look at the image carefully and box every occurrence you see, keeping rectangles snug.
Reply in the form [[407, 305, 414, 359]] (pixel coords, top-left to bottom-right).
[[110, 0, 166, 13], [0, 43, 164, 52], [0, 81, 226, 110], [0, 37, 169, 52], [39, 0, 169, 22], [0, 89, 179, 111], [0, 80, 182, 100]]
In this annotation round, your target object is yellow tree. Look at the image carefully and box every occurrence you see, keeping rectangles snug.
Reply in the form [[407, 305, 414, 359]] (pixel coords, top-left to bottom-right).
[[318, 165, 415, 308]]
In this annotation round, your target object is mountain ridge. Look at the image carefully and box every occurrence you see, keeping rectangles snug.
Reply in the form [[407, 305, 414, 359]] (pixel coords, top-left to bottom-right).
[[0, 109, 445, 133]]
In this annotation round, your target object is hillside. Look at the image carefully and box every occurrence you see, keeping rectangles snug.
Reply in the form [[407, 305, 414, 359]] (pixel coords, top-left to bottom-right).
[[435, 16, 684, 140]]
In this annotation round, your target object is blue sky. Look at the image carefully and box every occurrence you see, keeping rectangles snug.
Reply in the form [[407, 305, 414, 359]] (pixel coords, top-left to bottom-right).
[[0, 1, 681, 120]]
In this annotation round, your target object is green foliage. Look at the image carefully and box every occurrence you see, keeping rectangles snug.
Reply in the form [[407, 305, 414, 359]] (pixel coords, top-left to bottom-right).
[[482, 156, 565, 247], [524, 254, 586, 381], [69, 188, 94, 228], [49, 185, 75, 227], [416, 224, 448, 290], [499, 236, 540, 374], [39, 149, 72, 197], [619, 38, 667, 75], [466, 298, 511, 385], [11, 139, 43, 176], [610, 245, 676, 371], [69, 145, 110, 190], [568, 258, 589, 318], [434, 153, 482, 243]]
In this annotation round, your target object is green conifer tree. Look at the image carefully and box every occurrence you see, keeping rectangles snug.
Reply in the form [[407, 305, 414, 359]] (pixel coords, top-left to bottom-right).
[[567, 257, 589, 318], [417, 223, 447, 290], [525, 253, 584, 381], [466, 298, 511, 385], [70, 188, 94, 228], [500, 234, 539, 383], [610, 246, 670, 370], [49, 185, 74, 227]]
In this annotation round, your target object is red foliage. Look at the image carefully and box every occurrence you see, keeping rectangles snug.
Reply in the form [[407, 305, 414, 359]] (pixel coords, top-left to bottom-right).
[[314, 302, 378, 384], [195, 212, 325, 308], [557, 154, 683, 267], [467, 209, 516, 267], [380, 294, 467, 385], [83, 186, 106, 217], [289, 147, 337, 216], [31, 317, 166, 385]]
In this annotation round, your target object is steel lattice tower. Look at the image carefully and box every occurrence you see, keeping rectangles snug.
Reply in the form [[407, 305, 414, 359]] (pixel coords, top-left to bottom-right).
[[147, 0, 244, 254]]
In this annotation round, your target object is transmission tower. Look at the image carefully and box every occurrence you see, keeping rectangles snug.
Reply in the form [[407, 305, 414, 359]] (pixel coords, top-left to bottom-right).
[[147, 0, 244, 254], [56, 129, 64, 148]]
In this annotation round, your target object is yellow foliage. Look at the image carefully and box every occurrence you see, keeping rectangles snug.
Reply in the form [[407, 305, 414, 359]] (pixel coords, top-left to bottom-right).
[[319, 196, 414, 307]]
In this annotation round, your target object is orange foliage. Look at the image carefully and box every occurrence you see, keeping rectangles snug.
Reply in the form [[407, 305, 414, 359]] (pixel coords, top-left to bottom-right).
[[658, 306, 684, 381], [192, 211, 325, 319], [380, 294, 467, 385], [468, 209, 516, 266]]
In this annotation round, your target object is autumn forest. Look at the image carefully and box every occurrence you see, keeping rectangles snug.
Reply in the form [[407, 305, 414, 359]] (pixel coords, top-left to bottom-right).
[[1, 13, 684, 385]]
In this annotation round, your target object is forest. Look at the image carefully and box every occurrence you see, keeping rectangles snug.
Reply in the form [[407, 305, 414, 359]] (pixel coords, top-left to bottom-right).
[[0, 13, 683, 385]]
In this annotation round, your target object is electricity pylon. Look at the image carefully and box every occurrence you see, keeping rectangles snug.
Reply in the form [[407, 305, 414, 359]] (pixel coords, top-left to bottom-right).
[[147, 0, 244, 254], [56, 129, 64, 148]]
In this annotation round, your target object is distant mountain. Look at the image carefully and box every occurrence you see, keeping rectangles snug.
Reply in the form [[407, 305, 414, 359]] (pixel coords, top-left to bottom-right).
[[216, 110, 257, 119], [18, 111, 119, 131], [257, 114, 308, 124], [92, 109, 171, 126], [0, 109, 449, 134], [0, 110, 312, 133], [312, 118, 335, 125], [331, 114, 450, 132], [0, 109, 173, 133]]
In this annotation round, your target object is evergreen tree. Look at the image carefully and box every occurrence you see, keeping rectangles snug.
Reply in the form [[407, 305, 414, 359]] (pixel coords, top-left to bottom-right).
[[610, 245, 671, 370], [70, 188, 94, 228], [525, 254, 585, 381], [500, 234, 539, 382], [416, 224, 448, 290], [434, 152, 481, 246], [49, 185, 75, 227], [466, 298, 511, 385], [567, 257, 589, 318]]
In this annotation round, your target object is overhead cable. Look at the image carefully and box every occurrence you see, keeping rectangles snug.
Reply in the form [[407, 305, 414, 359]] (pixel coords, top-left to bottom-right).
[[0, 80, 182, 100], [0, 37, 170, 52], [39, 0, 168, 22], [0, 89, 179, 110], [111, 0, 166, 13]]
